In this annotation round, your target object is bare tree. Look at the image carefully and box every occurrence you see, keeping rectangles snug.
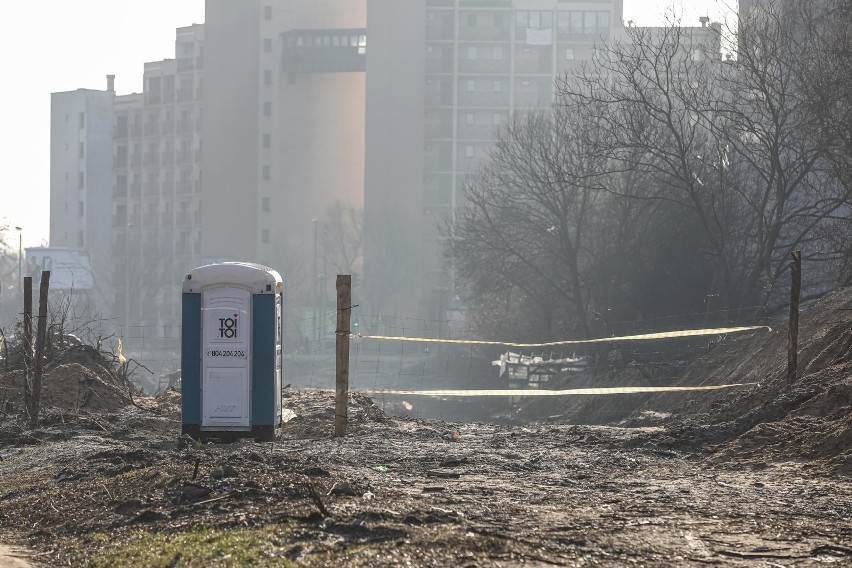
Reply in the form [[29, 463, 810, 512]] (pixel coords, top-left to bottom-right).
[[321, 202, 363, 277], [560, 6, 850, 311], [449, 105, 605, 340]]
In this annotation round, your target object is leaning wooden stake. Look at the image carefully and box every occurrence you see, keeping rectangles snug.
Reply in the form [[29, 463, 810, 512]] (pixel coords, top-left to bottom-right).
[[22, 276, 33, 414], [787, 251, 801, 383], [30, 271, 51, 427], [334, 274, 351, 437]]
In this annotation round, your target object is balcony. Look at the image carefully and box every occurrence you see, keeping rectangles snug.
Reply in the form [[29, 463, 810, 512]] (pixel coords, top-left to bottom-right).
[[425, 46, 454, 74], [458, 57, 510, 74], [459, 25, 510, 42], [426, 14, 455, 41], [177, 58, 195, 73], [113, 181, 128, 197], [514, 46, 553, 75], [424, 110, 453, 138], [177, 120, 194, 134], [457, 89, 509, 107], [457, 122, 499, 140]]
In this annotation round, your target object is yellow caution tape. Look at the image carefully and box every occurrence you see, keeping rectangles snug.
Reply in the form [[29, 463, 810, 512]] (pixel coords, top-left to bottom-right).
[[365, 383, 759, 397], [353, 325, 770, 348]]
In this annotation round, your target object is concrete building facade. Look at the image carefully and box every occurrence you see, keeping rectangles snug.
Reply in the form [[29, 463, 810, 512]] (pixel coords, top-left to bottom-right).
[[49, 80, 116, 305], [202, 0, 366, 267], [364, 0, 625, 324], [111, 24, 206, 330]]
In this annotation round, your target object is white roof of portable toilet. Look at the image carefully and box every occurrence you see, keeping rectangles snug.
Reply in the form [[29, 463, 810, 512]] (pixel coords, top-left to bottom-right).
[[183, 262, 284, 294]]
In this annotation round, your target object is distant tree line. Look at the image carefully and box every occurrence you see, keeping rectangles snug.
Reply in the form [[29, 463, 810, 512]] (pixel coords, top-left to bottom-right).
[[448, 0, 852, 341]]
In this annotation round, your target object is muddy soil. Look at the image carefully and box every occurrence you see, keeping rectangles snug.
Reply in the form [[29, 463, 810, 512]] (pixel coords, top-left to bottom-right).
[[0, 289, 850, 566], [0, 390, 850, 567]]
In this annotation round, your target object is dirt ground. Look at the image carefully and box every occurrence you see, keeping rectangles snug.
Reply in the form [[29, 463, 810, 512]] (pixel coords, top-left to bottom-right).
[[0, 289, 850, 566], [0, 389, 849, 567]]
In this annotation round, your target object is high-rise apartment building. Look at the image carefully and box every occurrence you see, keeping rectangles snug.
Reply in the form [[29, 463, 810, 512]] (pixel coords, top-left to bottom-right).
[[52, 3, 368, 348], [49, 78, 116, 305], [364, 0, 624, 323], [202, 0, 366, 266], [112, 24, 206, 330]]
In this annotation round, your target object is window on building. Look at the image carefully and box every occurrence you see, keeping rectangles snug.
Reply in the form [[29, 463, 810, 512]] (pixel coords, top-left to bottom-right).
[[467, 14, 477, 27], [78, 172, 85, 189], [494, 46, 504, 60], [468, 46, 477, 60], [492, 113, 503, 125], [494, 14, 504, 28], [516, 11, 552, 30], [262, 133, 271, 149], [465, 145, 475, 158], [261, 228, 270, 244], [570, 11, 583, 34], [264, 5, 272, 20], [465, 112, 475, 125], [79, 142, 85, 159], [493, 80, 502, 93], [78, 201, 85, 217], [565, 47, 575, 60], [467, 79, 476, 92], [264, 70, 272, 85], [78, 112, 85, 129], [262, 165, 270, 180], [597, 11, 610, 32], [584, 12, 597, 34], [264, 38, 273, 53], [262, 197, 271, 212], [263, 102, 272, 116], [78, 230, 84, 248]]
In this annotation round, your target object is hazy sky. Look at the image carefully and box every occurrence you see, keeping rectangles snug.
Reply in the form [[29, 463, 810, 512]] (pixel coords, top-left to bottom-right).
[[0, 0, 732, 250]]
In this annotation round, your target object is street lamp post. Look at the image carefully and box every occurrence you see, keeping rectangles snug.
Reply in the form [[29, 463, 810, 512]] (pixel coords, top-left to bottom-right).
[[14, 226, 22, 300], [312, 218, 318, 345]]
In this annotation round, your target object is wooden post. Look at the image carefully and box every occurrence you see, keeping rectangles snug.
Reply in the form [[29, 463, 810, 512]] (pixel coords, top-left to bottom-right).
[[30, 270, 51, 427], [787, 251, 801, 383], [334, 274, 351, 437], [22, 276, 33, 414]]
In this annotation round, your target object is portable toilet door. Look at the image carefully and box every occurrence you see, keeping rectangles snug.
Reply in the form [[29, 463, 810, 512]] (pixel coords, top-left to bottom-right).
[[201, 285, 252, 430]]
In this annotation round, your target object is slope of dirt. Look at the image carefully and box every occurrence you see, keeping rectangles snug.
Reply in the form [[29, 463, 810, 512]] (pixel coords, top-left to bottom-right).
[[504, 288, 852, 474], [620, 288, 852, 474]]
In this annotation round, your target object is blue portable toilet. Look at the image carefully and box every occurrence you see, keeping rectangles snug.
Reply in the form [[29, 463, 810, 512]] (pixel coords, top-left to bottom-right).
[[181, 262, 284, 441]]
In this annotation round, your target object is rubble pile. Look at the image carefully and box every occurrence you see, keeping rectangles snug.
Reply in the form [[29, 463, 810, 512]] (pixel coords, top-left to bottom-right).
[[0, 337, 137, 415]]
